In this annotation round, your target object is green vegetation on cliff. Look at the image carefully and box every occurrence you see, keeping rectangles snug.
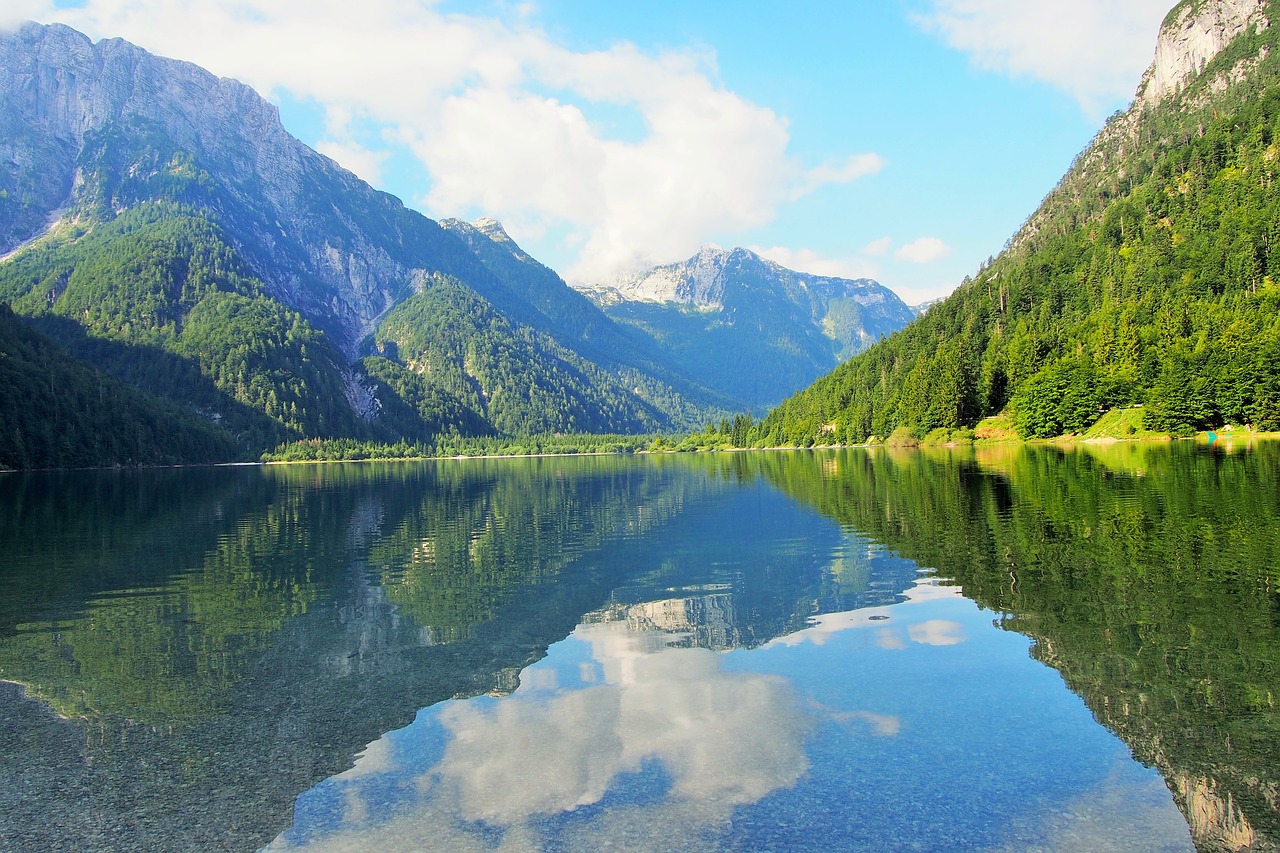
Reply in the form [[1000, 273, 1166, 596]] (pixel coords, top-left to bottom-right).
[[371, 275, 669, 436], [0, 205, 682, 467]]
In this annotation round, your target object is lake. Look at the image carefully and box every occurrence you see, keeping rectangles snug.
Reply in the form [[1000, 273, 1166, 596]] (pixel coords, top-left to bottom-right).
[[1, 443, 1277, 852]]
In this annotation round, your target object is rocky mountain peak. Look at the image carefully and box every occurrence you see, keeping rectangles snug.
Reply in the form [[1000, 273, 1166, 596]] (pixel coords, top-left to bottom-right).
[[692, 243, 728, 263], [594, 244, 903, 314], [1139, 0, 1270, 106], [604, 245, 736, 309], [440, 216, 534, 265], [473, 216, 512, 242], [2, 21, 290, 165]]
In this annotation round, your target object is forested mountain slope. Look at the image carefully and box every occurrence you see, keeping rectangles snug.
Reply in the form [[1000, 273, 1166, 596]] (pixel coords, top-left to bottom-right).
[[438, 218, 738, 425], [0, 303, 240, 468], [1, 21, 511, 357], [363, 274, 673, 437], [761, 0, 1280, 444], [0, 206, 368, 450]]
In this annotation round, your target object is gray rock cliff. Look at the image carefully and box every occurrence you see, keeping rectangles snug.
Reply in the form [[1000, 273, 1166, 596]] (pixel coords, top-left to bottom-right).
[[1140, 0, 1270, 106], [584, 245, 914, 358]]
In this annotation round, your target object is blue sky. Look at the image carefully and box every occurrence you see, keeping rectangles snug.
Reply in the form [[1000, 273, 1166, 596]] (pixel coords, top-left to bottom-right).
[[12, 1, 1173, 302]]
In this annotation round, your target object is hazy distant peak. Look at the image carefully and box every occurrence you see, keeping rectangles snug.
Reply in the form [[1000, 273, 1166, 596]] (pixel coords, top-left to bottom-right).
[[440, 216, 535, 265], [598, 244, 896, 310], [910, 297, 944, 316]]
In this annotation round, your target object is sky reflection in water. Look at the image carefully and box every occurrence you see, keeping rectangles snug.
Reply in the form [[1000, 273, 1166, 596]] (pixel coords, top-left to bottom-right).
[[267, 575, 1193, 853]]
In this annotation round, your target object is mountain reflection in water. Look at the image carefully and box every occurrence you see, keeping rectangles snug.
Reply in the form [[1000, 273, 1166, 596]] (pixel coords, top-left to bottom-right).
[[0, 445, 1274, 851], [762, 442, 1280, 852]]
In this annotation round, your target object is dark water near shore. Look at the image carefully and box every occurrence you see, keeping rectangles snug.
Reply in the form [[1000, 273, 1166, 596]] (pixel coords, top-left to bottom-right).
[[0, 443, 1277, 851]]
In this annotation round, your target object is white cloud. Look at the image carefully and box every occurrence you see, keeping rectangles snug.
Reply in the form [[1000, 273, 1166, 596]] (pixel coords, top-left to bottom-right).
[[22, 0, 882, 284], [876, 628, 908, 650], [767, 579, 966, 650], [791, 152, 885, 200], [314, 138, 390, 187], [1, 10, 34, 32], [435, 627, 811, 825], [861, 236, 893, 257], [913, 0, 1171, 115], [907, 619, 966, 646], [749, 245, 878, 280], [893, 280, 960, 306], [895, 236, 953, 264], [264, 616, 816, 851], [835, 710, 902, 737]]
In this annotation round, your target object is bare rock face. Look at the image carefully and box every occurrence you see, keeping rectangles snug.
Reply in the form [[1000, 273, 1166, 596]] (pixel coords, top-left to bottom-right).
[[1170, 773, 1266, 852], [1140, 0, 1270, 106], [0, 23, 283, 163], [0, 22, 486, 355], [602, 245, 734, 309]]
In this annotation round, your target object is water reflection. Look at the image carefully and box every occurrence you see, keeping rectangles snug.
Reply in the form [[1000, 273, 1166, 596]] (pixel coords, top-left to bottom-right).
[[268, 577, 1193, 853], [762, 443, 1280, 851], [0, 445, 1273, 850], [442, 616, 809, 818], [0, 456, 909, 851], [266, 607, 811, 851]]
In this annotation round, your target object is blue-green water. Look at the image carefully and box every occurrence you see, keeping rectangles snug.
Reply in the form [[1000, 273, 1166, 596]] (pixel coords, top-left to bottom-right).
[[1, 444, 1277, 851]]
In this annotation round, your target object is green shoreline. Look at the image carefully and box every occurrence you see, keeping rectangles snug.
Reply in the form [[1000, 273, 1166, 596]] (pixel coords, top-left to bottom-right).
[[256, 430, 1279, 465], [3, 427, 1275, 474]]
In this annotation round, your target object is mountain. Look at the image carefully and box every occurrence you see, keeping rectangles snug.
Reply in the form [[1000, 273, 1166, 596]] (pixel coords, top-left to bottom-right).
[[578, 246, 915, 411], [0, 22, 727, 464], [910, 298, 943, 316], [437, 217, 739, 425], [760, 0, 1280, 445]]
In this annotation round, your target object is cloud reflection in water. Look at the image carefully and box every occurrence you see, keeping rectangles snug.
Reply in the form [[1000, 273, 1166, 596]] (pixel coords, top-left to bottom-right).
[[265, 577, 1195, 852], [267, 607, 820, 852]]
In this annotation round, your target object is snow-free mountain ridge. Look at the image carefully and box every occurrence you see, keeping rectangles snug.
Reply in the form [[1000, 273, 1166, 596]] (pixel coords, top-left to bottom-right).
[[0, 21, 748, 457], [579, 246, 916, 411]]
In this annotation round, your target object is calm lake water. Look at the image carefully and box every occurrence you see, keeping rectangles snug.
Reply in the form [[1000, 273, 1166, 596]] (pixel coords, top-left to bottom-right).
[[1, 443, 1277, 852]]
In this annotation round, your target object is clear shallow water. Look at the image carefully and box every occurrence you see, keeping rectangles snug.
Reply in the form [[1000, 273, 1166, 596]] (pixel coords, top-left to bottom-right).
[[0, 444, 1277, 851]]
